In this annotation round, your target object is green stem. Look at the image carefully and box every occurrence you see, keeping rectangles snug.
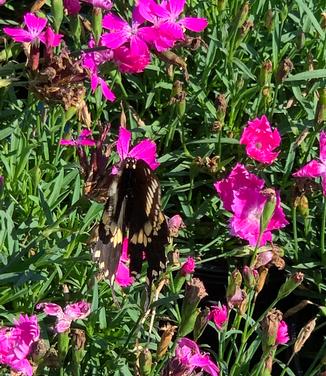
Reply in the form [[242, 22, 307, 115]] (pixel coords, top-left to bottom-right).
[[321, 197, 326, 264]]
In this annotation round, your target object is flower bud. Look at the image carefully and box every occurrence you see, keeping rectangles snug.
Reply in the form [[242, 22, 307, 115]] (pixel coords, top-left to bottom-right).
[[170, 81, 186, 118], [174, 257, 195, 292], [259, 60, 272, 87], [193, 307, 210, 340], [71, 15, 82, 46], [215, 93, 227, 124], [157, 323, 177, 359], [280, 4, 288, 23], [92, 7, 102, 44], [58, 331, 70, 364], [31, 339, 49, 364], [297, 194, 309, 217], [260, 189, 277, 235], [243, 266, 258, 289], [296, 31, 305, 50], [139, 348, 152, 376], [226, 269, 242, 302], [316, 87, 326, 124], [71, 328, 86, 366], [255, 266, 269, 294], [179, 278, 207, 337], [293, 318, 316, 354], [265, 9, 273, 32], [277, 272, 304, 300], [51, 0, 64, 33], [168, 214, 186, 237], [235, 2, 250, 30]]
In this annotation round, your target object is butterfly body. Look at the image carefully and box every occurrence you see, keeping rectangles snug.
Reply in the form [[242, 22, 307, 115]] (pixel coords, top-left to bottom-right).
[[93, 157, 168, 282]]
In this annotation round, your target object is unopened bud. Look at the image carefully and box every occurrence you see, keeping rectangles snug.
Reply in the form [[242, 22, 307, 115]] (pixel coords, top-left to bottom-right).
[[296, 31, 305, 50], [255, 266, 269, 294], [215, 94, 227, 123], [51, 0, 64, 33], [297, 195, 309, 217], [316, 87, 326, 124], [243, 266, 258, 289], [280, 4, 288, 23], [265, 9, 273, 32], [260, 189, 277, 234], [71, 329, 86, 366], [58, 331, 70, 364], [277, 272, 304, 300], [261, 309, 283, 351], [236, 2, 250, 30], [139, 348, 152, 376], [92, 7, 103, 44], [259, 60, 273, 87]]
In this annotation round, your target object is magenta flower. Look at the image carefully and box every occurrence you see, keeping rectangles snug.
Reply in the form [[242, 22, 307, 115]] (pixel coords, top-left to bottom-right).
[[240, 115, 281, 164], [37, 300, 91, 333], [138, 0, 208, 52], [215, 164, 288, 246], [83, 0, 112, 10], [172, 337, 219, 376], [293, 131, 326, 196], [101, 11, 151, 73], [114, 127, 159, 172], [60, 129, 96, 147], [39, 27, 63, 48], [0, 315, 40, 376], [0, 0, 6, 5], [82, 43, 116, 102], [276, 320, 289, 345], [209, 305, 228, 329], [3, 13, 47, 44], [180, 257, 195, 276], [115, 238, 134, 287], [64, 0, 81, 14]]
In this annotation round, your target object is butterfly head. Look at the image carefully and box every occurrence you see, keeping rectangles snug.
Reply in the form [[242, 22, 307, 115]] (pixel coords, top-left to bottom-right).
[[124, 157, 137, 170]]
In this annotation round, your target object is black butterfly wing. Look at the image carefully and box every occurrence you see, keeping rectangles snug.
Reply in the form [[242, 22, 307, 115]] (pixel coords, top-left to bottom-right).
[[92, 171, 126, 282], [125, 159, 168, 280], [92, 157, 168, 282]]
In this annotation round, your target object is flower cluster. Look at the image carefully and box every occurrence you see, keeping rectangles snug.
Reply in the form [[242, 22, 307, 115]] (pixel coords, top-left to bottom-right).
[[37, 300, 91, 333], [0, 315, 40, 376], [215, 164, 288, 246], [164, 337, 219, 376]]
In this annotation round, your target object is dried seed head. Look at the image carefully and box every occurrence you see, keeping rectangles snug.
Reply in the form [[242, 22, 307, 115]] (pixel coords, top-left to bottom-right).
[[157, 323, 178, 359]]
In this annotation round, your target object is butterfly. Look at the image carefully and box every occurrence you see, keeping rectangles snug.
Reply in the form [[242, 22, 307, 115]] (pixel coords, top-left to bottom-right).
[[92, 157, 168, 283]]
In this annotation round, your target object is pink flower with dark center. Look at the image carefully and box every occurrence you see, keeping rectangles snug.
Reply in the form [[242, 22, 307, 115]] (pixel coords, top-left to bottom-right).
[[37, 300, 91, 333], [114, 127, 159, 172], [240, 115, 281, 164], [293, 131, 326, 196], [276, 320, 289, 345], [64, 0, 81, 14], [173, 337, 219, 376], [0, 315, 40, 376], [3, 13, 47, 44], [60, 129, 96, 147], [215, 164, 288, 246], [180, 257, 195, 276], [115, 238, 134, 287], [209, 305, 228, 329], [137, 0, 208, 51]]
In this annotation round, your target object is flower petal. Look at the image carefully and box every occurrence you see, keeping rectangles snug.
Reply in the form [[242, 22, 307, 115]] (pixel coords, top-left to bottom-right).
[[293, 160, 322, 178], [117, 127, 131, 160], [128, 139, 160, 170], [320, 131, 326, 161], [24, 12, 47, 34], [179, 17, 208, 32]]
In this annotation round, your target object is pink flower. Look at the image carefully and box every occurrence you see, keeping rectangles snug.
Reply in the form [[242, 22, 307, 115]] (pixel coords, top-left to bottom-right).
[[60, 129, 96, 147], [138, 0, 208, 52], [293, 131, 326, 196], [64, 0, 81, 14], [114, 127, 159, 171], [180, 257, 195, 276], [209, 305, 228, 329], [3, 13, 47, 44], [0, 0, 6, 5], [173, 337, 219, 376], [101, 11, 151, 73], [214, 164, 288, 246], [168, 214, 185, 237], [39, 26, 63, 48], [37, 300, 91, 333], [240, 115, 281, 164], [82, 43, 116, 102], [115, 238, 134, 287], [82, 0, 113, 10], [276, 320, 289, 345], [0, 315, 40, 376]]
